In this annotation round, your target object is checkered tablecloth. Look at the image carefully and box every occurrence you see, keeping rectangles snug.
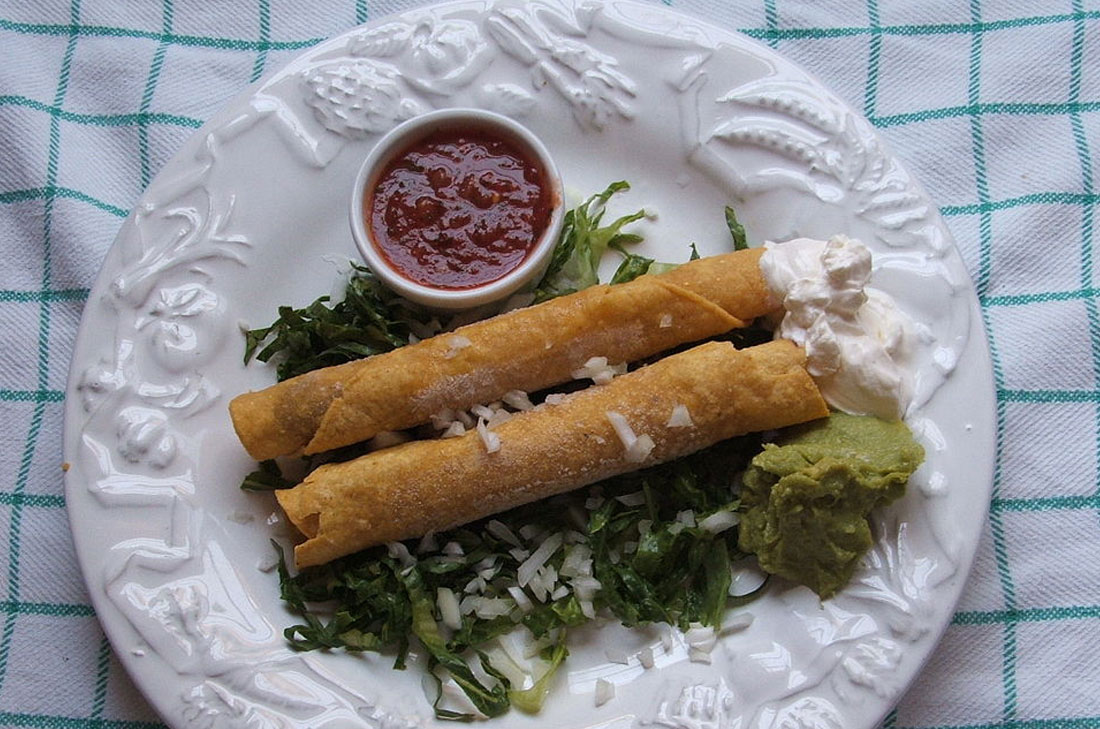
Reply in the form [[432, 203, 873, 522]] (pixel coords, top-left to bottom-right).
[[1, 1, 1097, 727]]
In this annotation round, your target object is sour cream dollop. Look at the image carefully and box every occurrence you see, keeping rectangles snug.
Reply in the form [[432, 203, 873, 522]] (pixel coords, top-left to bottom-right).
[[760, 235, 917, 420]]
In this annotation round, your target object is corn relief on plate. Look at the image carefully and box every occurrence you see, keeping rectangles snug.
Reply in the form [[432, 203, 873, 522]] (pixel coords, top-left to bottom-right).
[[63, 1, 994, 727]]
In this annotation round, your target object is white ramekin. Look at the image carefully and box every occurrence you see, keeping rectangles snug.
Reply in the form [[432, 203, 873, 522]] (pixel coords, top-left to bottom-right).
[[349, 108, 564, 310]]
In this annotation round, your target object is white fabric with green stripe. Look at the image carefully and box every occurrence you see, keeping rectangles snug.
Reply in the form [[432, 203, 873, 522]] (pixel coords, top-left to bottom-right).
[[0, 1, 1096, 727]]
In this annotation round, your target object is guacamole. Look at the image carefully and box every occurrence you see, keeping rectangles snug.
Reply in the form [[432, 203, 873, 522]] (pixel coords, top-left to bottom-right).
[[737, 412, 924, 599]]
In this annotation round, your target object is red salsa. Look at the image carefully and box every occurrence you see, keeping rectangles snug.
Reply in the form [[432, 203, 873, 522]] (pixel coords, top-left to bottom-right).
[[366, 127, 553, 290]]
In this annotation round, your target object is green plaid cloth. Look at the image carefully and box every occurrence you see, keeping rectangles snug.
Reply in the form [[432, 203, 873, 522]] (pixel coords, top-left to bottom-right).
[[1, 0, 1096, 727]]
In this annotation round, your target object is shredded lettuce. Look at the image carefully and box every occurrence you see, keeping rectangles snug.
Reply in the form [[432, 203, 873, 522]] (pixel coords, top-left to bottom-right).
[[270, 435, 765, 718], [509, 632, 568, 714], [725, 205, 748, 251], [243, 263, 420, 381], [532, 181, 647, 302]]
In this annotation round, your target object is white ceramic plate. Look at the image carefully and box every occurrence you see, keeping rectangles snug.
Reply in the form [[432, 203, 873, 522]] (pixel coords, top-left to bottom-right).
[[63, 2, 995, 728]]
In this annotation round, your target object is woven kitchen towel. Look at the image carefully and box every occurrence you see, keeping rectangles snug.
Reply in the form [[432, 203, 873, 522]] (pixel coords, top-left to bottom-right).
[[0, 1, 1097, 727]]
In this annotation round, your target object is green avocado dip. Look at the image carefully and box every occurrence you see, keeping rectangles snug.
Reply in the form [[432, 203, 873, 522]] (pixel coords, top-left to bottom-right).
[[738, 412, 925, 599]]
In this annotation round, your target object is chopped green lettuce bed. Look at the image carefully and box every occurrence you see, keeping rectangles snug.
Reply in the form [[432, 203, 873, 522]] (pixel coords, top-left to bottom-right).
[[271, 437, 760, 719]]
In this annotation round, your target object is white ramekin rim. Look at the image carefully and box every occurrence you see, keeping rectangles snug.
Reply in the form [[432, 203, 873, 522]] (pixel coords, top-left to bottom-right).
[[349, 108, 565, 311]]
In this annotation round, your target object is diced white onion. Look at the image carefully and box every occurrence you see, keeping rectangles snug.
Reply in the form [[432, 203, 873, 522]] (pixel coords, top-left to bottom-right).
[[518, 524, 543, 542], [573, 355, 606, 379], [386, 541, 416, 567], [474, 597, 513, 619], [369, 430, 408, 449], [699, 510, 739, 534], [455, 410, 475, 428], [487, 409, 512, 427], [528, 573, 548, 603], [594, 678, 615, 707], [550, 585, 570, 600], [573, 356, 627, 385], [684, 624, 717, 654], [541, 563, 558, 587], [625, 434, 654, 463], [658, 313, 673, 328], [579, 599, 595, 619], [476, 418, 501, 453], [543, 393, 567, 406], [442, 540, 464, 556], [570, 576, 602, 601], [487, 519, 522, 547], [605, 412, 654, 463], [507, 586, 534, 614], [605, 648, 630, 665], [417, 531, 438, 554], [676, 510, 697, 527], [471, 404, 495, 420], [666, 404, 694, 428], [614, 490, 647, 507], [660, 625, 674, 652], [517, 532, 563, 588], [508, 547, 530, 562], [560, 544, 593, 577], [565, 529, 587, 545], [605, 411, 636, 449], [502, 390, 535, 411], [638, 647, 655, 669], [443, 335, 472, 359], [721, 612, 756, 634], [407, 317, 442, 340], [437, 587, 462, 630], [441, 421, 466, 438], [528, 563, 558, 604], [431, 409, 456, 430]]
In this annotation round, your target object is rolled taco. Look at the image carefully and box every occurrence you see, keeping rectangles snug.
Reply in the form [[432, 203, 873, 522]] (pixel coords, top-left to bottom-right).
[[277, 338, 827, 568], [231, 249, 775, 460]]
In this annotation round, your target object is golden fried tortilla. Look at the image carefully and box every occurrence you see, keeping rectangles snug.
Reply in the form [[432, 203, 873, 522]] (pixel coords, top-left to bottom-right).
[[230, 249, 775, 460], [277, 339, 827, 568]]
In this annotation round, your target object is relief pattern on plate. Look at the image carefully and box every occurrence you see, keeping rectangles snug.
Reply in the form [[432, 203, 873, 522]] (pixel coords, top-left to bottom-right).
[[67, 2, 971, 727], [74, 114, 408, 727], [292, 0, 636, 147], [486, 3, 637, 129], [650, 679, 737, 729], [678, 69, 946, 254]]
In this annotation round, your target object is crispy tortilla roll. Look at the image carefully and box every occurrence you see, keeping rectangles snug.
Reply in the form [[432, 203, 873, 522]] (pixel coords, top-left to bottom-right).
[[231, 249, 774, 460], [277, 339, 827, 568]]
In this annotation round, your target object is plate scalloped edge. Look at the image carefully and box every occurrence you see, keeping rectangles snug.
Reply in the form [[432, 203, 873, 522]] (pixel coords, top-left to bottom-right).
[[63, 2, 996, 728]]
